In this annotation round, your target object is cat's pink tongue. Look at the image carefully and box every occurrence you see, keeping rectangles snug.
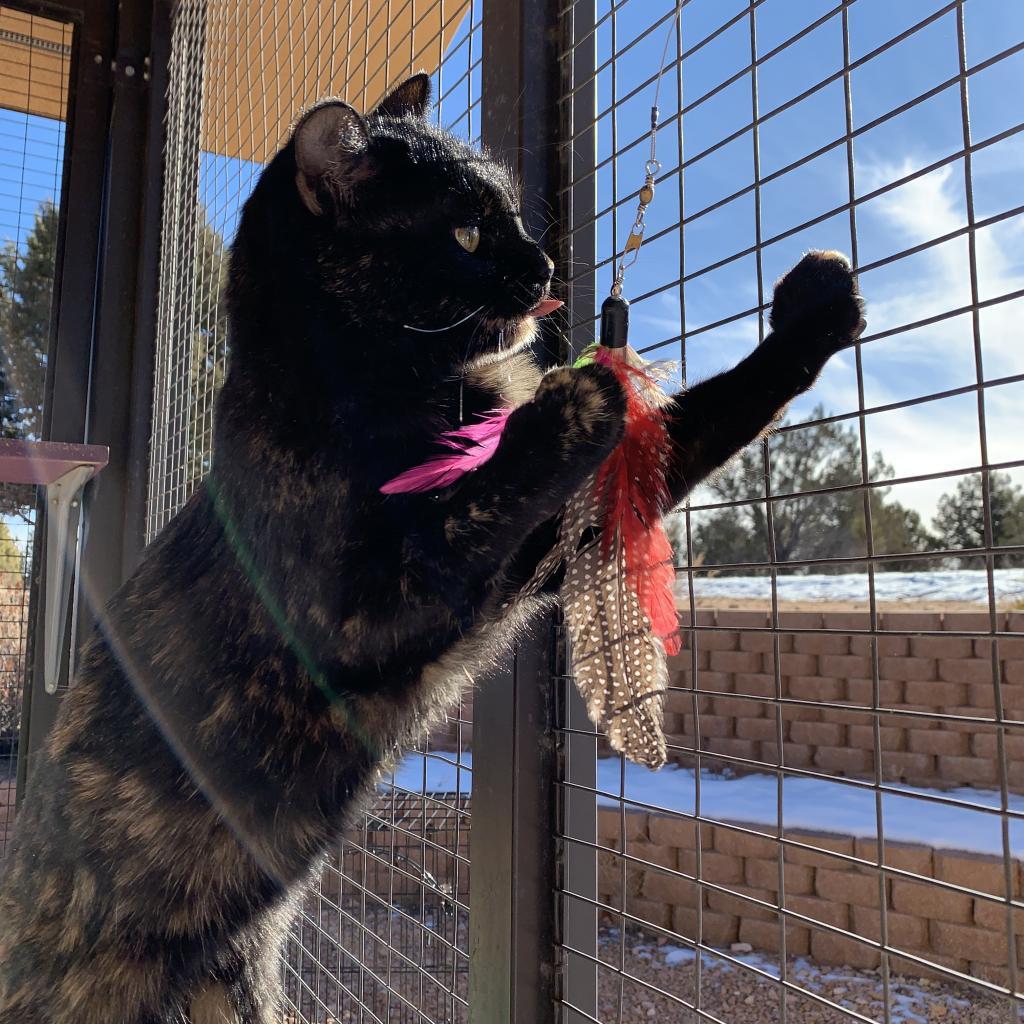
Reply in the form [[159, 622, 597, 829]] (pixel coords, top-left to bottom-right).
[[528, 298, 564, 317]]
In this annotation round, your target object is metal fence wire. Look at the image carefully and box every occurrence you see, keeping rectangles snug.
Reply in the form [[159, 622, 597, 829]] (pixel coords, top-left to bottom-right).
[[148, 2, 481, 1021], [0, 5, 72, 856], [555, 2, 1024, 1023]]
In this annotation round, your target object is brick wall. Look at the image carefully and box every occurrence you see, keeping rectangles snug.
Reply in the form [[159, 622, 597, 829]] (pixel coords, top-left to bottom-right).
[[666, 609, 1024, 792], [599, 807, 1022, 986]]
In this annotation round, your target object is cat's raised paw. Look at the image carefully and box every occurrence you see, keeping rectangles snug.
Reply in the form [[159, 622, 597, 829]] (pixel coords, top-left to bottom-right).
[[769, 250, 866, 355], [533, 362, 627, 460]]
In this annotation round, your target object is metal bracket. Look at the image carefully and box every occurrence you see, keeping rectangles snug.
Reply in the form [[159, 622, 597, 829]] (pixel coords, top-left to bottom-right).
[[42, 465, 94, 693], [0, 439, 109, 695]]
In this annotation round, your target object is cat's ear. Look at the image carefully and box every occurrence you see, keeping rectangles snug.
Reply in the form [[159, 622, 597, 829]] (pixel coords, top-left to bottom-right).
[[373, 73, 432, 120], [293, 101, 370, 215]]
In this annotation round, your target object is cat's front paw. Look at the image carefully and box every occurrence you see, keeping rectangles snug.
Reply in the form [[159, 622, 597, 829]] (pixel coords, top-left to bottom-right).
[[769, 250, 866, 356], [533, 362, 627, 464]]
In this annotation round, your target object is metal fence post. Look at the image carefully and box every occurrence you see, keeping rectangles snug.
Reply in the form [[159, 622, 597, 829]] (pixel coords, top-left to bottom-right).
[[468, 1, 564, 1021]]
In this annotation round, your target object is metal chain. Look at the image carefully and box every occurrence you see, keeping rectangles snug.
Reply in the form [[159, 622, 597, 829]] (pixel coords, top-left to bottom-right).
[[611, 4, 682, 298]]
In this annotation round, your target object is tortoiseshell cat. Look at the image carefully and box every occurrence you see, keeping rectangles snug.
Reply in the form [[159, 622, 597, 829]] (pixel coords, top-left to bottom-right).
[[0, 76, 865, 1023]]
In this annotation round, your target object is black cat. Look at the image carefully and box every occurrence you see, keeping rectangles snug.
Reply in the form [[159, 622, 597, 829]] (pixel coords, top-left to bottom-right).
[[0, 75, 864, 1023]]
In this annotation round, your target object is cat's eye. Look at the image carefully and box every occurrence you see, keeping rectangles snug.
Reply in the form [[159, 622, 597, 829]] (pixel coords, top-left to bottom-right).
[[454, 225, 480, 253]]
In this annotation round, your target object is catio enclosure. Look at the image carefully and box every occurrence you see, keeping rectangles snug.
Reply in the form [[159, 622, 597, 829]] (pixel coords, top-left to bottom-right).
[[0, 1, 1022, 1023]]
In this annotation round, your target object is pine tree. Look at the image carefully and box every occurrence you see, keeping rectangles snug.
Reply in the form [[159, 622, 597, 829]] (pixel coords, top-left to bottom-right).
[[0, 199, 59, 440], [674, 406, 937, 573], [933, 472, 1024, 567]]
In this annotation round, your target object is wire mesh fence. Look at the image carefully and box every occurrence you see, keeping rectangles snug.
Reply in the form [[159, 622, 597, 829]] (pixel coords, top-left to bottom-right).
[[0, 5, 72, 855], [556, 1, 1024, 1022], [149, 2, 483, 1020]]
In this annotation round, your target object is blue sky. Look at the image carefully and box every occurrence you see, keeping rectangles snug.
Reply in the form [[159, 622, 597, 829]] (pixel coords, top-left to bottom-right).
[[0, 0, 1021, 550]]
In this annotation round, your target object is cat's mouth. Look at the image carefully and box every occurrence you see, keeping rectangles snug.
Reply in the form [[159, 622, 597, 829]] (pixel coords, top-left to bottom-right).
[[466, 297, 564, 369], [527, 297, 563, 318]]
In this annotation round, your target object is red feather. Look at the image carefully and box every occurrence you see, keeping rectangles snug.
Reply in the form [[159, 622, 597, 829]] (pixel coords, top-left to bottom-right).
[[594, 348, 681, 656]]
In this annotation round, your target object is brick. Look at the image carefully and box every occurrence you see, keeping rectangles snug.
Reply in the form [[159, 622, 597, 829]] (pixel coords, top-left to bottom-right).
[[642, 870, 696, 907], [905, 680, 966, 708], [679, 849, 744, 886], [973, 897, 1024, 935], [911, 636, 974, 659], [711, 695, 762, 719], [850, 906, 929, 950], [775, 652, 819, 676], [672, 907, 738, 946], [936, 754, 998, 787], [880, 656, 937, 682], [844, 678, 904, 706], [935, 849, 1015, 898], [848, 724, 906, 751], [706, 885, 777, 922], [786, 832, 855, 870], [970, 731, 1024, 760], [625, 896, 673, 930], [892, 879, 972, 923], [710, 650, 761, 674], [781, 703, 824, 722], [786, 894, 850, 930], [716, 610, 770, 629], [678, 610, 716, 630], [788, 676, 844, 702], [881, 612, 942, 632], [732, 673, 778, 697], [705, 737, 760, 761], [793, 633, 849, 656], [944, 612, 1000, 633], [939, 658, 994, 686], [855, 839, 934, 876], [1003, 661, 1024, 685], [849, 634, 910, 658], [598, 809, 649, 843], [713, 825, 776, 860], [816, 867, 883, 908], [810, 931, 880, 969], [741, 631, 788, 653], [783, 921, 812, 956], [821, 613, 872, 631], [996, 636, 1024, 659], [696, 631, 739, 652], [738, 917, 795, 954], [777, 612, 824, 630], [684, 714, 732, 738], [736, 717, 778, 742], [649, 814, 707, 850], [908, 728, 969, 757], [819, 654, 872, 679], [788, 720, 844, 747], [627, 842, 676, 871], [814, 745, 873, 775], [890, 952, 970, 982], [599, 852, 642, 898], [761, 742, 813, 768], [744, 857, 815, 896], [930, 919, 1008, 964], [881, 751, 936, 782]]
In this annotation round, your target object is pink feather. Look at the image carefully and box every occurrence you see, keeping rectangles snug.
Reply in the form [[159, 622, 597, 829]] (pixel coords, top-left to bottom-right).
[[380, 407, 512, 494]]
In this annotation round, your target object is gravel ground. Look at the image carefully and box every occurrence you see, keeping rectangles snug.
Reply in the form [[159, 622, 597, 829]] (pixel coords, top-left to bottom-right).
[[596, 927, 1022, 1024], [281, 912, 1022, 1023]]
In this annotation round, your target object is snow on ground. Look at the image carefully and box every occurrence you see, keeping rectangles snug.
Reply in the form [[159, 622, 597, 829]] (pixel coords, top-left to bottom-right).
[[676, 568, 1024, 605], [389, 754, 1024, 857]]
